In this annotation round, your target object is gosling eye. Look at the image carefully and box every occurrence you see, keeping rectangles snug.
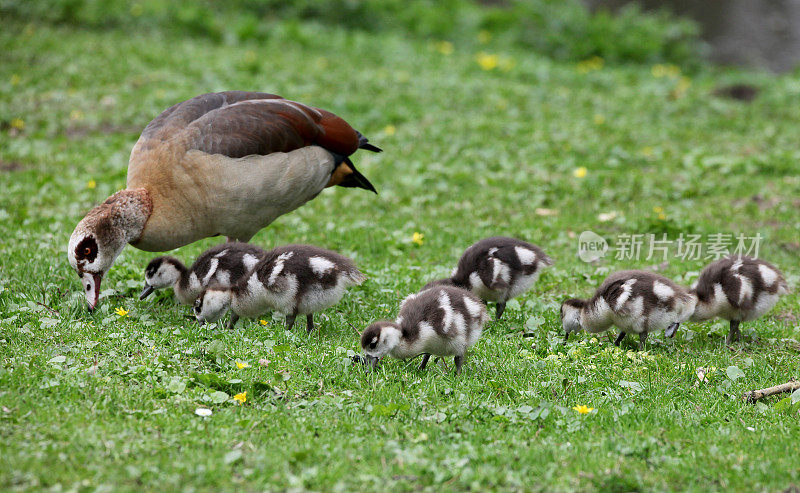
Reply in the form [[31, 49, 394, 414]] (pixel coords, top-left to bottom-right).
[[194, 306, 200, 313]]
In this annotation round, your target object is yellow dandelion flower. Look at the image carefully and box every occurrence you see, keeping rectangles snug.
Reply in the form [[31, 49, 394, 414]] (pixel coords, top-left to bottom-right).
[[412, 232, 424, 246], [435, 41, 454, 55], [593, 114, 605, 125], [657, 212, 667, 220], [640, 146, 654, 157], [87, 179, 96, 189], [478, 30, 492, 44], [572, 167, 588, 178], [577, 56, 604, 73], [10, 74, 20, 86], [259, 319, 268, 326], [235, 361, 250, 369], [573, 404, 594, 414], [233, 391, 247, 404], [476, 52, 499, 71], [244, 50, 256, 63], [69, 110, 84, 121], [383, 124, 396, 136], [10, 118, 24, 130], [114, 307, 129, 317], [653, 206, 664, 214]]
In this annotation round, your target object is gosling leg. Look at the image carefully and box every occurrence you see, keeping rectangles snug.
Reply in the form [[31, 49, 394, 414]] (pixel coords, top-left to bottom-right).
[[726, 320, 741, 345], [495, 302, 506, 320], [454, 355, 464, 375]]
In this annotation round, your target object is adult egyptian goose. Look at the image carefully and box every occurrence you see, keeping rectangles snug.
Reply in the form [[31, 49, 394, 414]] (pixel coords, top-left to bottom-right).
[[68, 91, 381, 310], [560, 270, 697, 349]]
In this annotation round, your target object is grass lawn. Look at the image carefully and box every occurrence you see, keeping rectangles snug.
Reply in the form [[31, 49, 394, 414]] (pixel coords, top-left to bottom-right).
[[1, 16, 799, 492]]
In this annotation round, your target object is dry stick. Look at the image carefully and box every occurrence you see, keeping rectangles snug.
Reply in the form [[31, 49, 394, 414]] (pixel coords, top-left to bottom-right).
[[742, 379, 800, 403]]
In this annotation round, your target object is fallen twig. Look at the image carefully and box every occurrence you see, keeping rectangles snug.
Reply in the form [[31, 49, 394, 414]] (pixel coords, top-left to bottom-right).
[[742, 379, 800, 403]]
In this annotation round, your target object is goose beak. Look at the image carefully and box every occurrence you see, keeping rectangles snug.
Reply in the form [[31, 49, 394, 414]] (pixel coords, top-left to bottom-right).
[[82, 272, 102, 312], [139, 283, 155, 300], [364, 355, 380, 369], [665, 322, 679, 338]]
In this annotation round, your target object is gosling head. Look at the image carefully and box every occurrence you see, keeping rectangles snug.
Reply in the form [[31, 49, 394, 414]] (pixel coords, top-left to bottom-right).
[[140, 256, 184, 299], [360, 320, 402, 368], [194, 287, 232, 325], [560, 298, 587, 338]]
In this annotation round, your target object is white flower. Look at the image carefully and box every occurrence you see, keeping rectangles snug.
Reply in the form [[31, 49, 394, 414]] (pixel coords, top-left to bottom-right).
[[597, 211, 618, 222], [195, 408, 212, 417]]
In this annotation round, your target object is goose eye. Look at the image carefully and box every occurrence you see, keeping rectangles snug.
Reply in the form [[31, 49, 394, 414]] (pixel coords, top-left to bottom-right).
[[83, 247, 92, 255]]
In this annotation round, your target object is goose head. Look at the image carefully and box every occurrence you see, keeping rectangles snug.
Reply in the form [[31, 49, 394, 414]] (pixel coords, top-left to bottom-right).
[[140, 256, 185, 299], [560, 298, 587, 339], [68, 189, 151, 311], [360, 320, 402, 368], [194, 286, 232, 324]]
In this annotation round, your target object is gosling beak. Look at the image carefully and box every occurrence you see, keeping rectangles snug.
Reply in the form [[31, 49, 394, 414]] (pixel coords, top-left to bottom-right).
[[665, 322, 679, 338], [81, 272, 102, 312], [139, 283, 155, 300], [364, 355, 380, 369]]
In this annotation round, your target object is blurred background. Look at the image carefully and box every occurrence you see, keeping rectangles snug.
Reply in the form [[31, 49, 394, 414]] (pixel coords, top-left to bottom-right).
[[4, 0, 800, 73]]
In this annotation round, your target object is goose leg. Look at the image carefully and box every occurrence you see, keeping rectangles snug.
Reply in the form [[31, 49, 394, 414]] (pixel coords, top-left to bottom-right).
[[614, 331, 626, 346], [562, 332, 570, 345], [726, 320, 741, 345], [284, 314, 297, 330], [226, 313, 239, 330], [454, 355, 464, 375], [495, 302, 506, 320], [665, 322, 680, 338], [638, 332, 648, 351], [418, 353, 431, 371], [306, 313, 315, 334]]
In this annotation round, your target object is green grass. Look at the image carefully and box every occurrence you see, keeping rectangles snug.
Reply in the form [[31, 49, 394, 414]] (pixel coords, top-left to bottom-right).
[[2, 17, 800, 492]]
